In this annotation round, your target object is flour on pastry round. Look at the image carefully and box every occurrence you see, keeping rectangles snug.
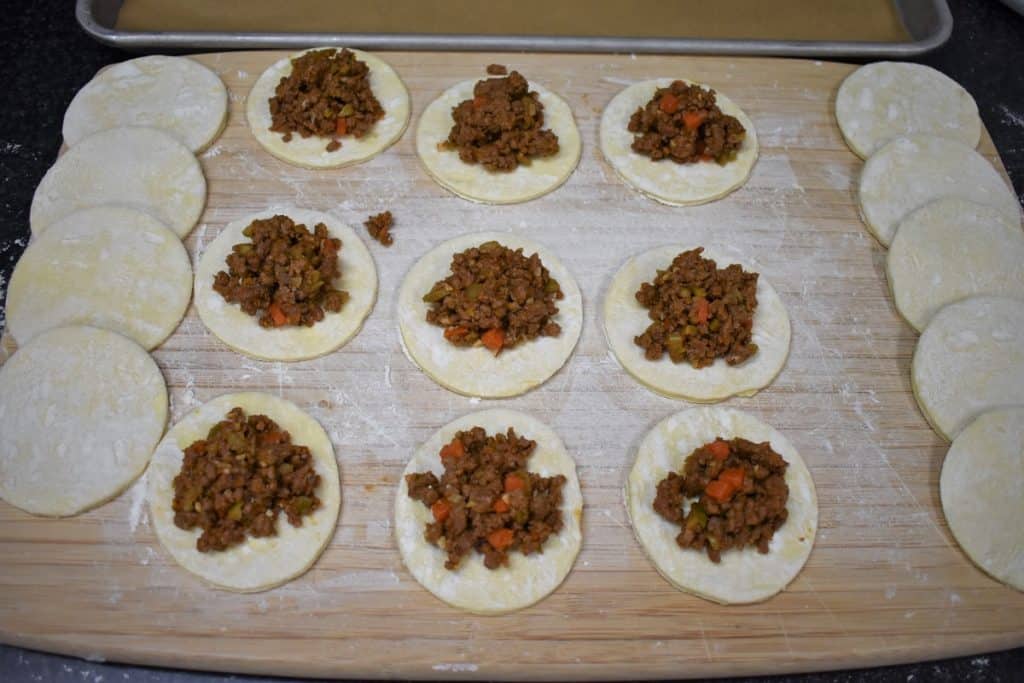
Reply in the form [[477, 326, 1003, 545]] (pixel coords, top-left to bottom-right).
[[835, 62, 981, 159], [626, 406, 817, 604], [246, 48, 410, 169], [63, 55, 228, 153], [6, 206, 192, 350], [912, 296, 1024, 441], [394, 408, 582, 614], [599, 79, 759, 206], [0, 326, 167, 517], [30, 126, 206, 238], [149, 392, 340, 592], [603, 245, 790, 402], [415, 79, 581, 204], [397, 232, 582, 398], [887, 198, 1024, 332], [195, 207, 377, 361]]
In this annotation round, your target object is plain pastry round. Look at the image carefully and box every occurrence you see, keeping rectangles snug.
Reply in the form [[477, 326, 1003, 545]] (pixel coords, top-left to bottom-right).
[[195, 207, 377, 361], [626, 406, 817, 604], [397, 232, 583, 398], [149, 392, 340, 592], [887, 198, 1024, 332], [912, 295, 1024, 441], [6, 206, 193, 350], [29, 126, 207, 238], [603, 245, 791, 402], [940, 407, 1024, 592], [835, 62, 980, 159], [415, 79, 582, 204], [0, 326, 168, 517], [394, 408, 583, 613], [599, 79, 759, 206], [246, 48, 410, 169], [63, 55, 228, 153]]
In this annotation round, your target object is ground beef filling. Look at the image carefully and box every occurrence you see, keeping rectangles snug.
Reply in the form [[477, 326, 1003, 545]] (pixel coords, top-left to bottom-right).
[[486, 63, 508, 75], [405, 427, 566, 570], [442, 71, 560, 172], [634, 247, 759, 369], [213, 214, 349, 328], [269, 48, 385, 153], [653, 437, 789, 563], [364, 210, 393, 246], [172, 407, 321, 553], [629, 81, 746, 164], [422, 241, 563, 354]]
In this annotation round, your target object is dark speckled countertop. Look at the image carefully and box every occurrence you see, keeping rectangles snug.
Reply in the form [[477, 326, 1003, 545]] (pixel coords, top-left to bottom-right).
[[0, 0, 1021, 681]]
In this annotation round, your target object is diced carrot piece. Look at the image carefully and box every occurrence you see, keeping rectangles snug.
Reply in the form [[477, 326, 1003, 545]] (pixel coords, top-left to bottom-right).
[[444, 326, 469, 342], [262, 430, 286, 445], [431, 499, 451, 523], [708, 439, 730, 460], [659, 92, 680, 114], [683, 110, 708, 131], [473, 95, 488, 109], [504, 473, 525, 493], [693, 297, 710, 324], [439, 438, 465, 459], [481, 327, 505, 354], [335, 117, 348, 135], [699, 153, 715, 162], [268, 303, 288, 327], [704, 479, 733, 503], [487, 528, 514, 550], [720, 467, 745, 490], [493, 497, 510, 513]]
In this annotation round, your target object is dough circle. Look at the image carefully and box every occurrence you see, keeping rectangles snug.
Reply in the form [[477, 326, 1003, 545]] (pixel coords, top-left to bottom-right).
[[29, 126, 206, 238], [912, 295, 1024, 441], [246, 48, 410, 169], [0, 326, 168, 517], [940, 407, 1024, 592], [394, 408, 583, 614], [626, 406, 817, 604], [858, 135, 1020, 247], [195, 207, 377, 362], [599, 79, 759, 206], [835, 61, 981, 159], [397, 232, 583, 398], [887, 198, 1024, 332], [6, 206, 193, 350], [63, 55, 228, 153], [602, 245, 791, 402], [148, 392, 340, 592], [415, 79, 582, 204]]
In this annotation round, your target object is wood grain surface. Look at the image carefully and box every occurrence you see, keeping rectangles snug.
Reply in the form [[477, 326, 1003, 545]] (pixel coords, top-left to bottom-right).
[[0, 51, 1021, 680]]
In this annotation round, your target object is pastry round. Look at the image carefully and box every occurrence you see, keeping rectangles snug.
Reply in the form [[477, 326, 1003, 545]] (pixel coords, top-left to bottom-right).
[[835, 61, 981, 159], [626, 406, 817, 604], [195, 207, 377, 362], [397, 232, 583, 398], [0, 326, 167, 517], [246, 48, 410, 169], [887, 198, 1024, 332], [912, 296, 1024, 441], [29, 126, 206, 238], [603, 245, 790, 402], [415, 79, 581, 204], [6, 206, 192, 350], [149, 392, 340, 592], [63, 55, 228, 153], [599, 78, 759, 206], [940, 407, 1024, 592], [394, 408, 583, 614], [858, 135, 1020, 247]]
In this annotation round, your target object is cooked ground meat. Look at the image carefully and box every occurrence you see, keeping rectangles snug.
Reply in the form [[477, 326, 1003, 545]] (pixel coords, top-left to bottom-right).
[[364, 210, 393, 247], [269, 48, 385, 153], [441, 71, 560, 172], [486, 63, 508, 75], [634, 247, 759, 369], [653, 437, 788, 563], [405, 426, 566, 570], [172, 407, 321, 553], [422, 240, 563, 354], [213, 214, 350, 328], [629, 81, 746, 164]]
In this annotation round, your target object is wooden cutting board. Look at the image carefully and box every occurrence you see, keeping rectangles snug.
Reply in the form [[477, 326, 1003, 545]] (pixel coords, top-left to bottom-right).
[[0, 51, 1021, 680]]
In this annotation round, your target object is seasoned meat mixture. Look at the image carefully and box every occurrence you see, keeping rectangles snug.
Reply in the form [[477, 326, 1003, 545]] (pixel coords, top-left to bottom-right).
[[405, 426, 566, 570], [634, 247, 758, 369], [172, 407, 321, 553], [422, 240, 563, 354], [269, 48, 385, 153], [213, 214, 349, 328], [364, 210, 393, 247], [486, 63, 508, 75], [441, 71, 560, 172], [629, 81, 746, 164], [653, 437, 789, 563]]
